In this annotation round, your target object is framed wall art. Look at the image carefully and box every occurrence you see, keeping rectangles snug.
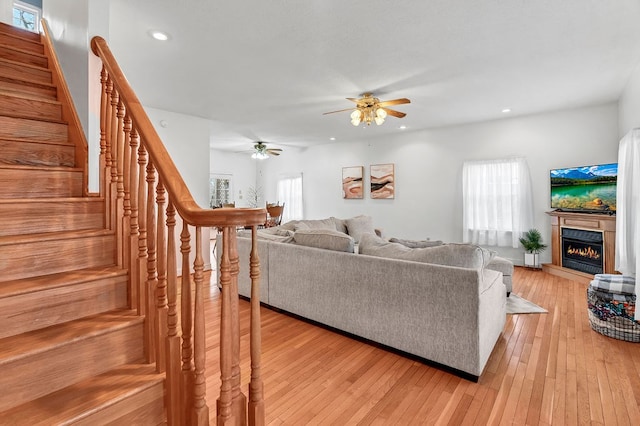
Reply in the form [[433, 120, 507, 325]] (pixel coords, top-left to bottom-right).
[[342, 166, 364, 199], [370, 163, 395, 199]]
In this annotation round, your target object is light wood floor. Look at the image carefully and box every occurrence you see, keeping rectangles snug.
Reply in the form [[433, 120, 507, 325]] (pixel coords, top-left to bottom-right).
[[202, 267, 640, 425]]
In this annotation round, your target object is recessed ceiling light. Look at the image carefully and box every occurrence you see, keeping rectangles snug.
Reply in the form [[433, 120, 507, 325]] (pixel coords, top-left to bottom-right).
[[329, 137, 336, 141], [399, 125, 407, 130], [502, 108, 512, 113], [149, 30, 170, 41]]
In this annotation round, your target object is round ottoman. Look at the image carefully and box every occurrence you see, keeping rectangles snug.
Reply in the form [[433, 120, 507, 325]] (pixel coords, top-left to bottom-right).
[[587, 274, 639, 342]]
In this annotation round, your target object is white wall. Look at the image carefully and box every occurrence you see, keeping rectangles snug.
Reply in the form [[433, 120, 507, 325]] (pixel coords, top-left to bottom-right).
[[257, 103, 619, 265], [0, 0, 12, 24], [619, 61, 640, 137], [43, 0, 108, 192]]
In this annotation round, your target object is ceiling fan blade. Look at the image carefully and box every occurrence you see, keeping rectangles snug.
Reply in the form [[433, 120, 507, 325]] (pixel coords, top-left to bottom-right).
[[377, 98, 411, 107], [382, 108, 406, 118], [323, 108, 355, 115], [346, 98, 360, 103], [267, 151, 281, 156], [266, 148, 282, 153]]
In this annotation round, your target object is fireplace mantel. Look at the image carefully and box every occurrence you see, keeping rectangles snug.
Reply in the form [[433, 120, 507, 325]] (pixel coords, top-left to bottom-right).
[[543, 210, 617, 284]]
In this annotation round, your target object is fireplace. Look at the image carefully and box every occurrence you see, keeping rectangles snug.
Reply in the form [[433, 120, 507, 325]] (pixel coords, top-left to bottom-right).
[[561, 228, 604, 275]]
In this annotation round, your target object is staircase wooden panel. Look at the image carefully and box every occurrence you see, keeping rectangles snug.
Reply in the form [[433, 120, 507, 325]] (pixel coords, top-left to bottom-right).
[[0, 197, 104, 236], [0, 44, 48, 68], [0, 91, 62, 121], [0, 138, 74, 168], [0, 165, 83, 198], [0, 266, 128, 339], [0, 364, 165, 426], [0, 115, 67, 142], [0, 22, 41, 42], [0, 230, 116, 281], [0, 58, 52, 83], [0, 32, 44, 54], [0, 310, 144, 412]]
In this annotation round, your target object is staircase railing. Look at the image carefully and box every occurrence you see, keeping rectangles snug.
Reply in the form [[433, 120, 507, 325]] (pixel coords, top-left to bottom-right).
[[90, 36, 266, 425]]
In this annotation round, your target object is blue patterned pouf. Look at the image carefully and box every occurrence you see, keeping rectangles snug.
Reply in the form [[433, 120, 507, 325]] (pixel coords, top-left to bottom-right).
[[587, 274, 639, 343]]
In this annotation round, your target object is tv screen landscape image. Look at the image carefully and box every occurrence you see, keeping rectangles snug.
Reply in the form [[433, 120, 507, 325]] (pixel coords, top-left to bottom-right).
[[550, 163, 617, 212]]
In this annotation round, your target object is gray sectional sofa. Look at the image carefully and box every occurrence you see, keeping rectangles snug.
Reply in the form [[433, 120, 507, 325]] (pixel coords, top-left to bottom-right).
[[218, 216, 509, 379]]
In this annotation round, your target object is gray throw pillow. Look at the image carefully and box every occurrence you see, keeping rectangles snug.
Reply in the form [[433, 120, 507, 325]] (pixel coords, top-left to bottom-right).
[[294, 218, 339, 232], [360, 234, 495, 269], [293, 229, 355, 252], [389, 237, 444, 248], [345, 215, 376, 243]]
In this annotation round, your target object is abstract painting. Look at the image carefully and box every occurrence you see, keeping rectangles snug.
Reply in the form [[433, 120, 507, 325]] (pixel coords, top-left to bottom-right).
[[342, 166, 364, 199], [370, 163, 395, 199]]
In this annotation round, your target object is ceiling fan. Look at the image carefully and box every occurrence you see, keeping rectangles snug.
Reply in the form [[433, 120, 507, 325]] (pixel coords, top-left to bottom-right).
[[252, 141, 282, 159], [323, 92, 411, 126]]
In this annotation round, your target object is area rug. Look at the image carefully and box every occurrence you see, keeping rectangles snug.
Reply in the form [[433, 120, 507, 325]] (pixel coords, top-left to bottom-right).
[[507, 294, 547, 314]]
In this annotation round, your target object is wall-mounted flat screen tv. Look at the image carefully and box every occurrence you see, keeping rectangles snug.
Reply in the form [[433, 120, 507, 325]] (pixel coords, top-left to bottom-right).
[[550, 163, 617, 213]]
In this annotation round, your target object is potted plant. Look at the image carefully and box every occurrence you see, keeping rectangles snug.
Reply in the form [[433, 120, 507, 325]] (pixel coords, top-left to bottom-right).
[[519, 228, 547, 268]]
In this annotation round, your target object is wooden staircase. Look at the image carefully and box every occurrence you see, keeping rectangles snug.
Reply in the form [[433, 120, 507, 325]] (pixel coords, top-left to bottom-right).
[[0, 22, 165, 424]]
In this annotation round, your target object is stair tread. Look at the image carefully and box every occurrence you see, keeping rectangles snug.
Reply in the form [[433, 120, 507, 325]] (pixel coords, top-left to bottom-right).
[[0, 228, 113, 247], [0, 363, 163, 424], [0, 196, 104, 204], [0, 265, 127, 299], [0, 23, 41, 42], [0, 136, 75, 147], [0, 309, 141, 362], [0, 56, 50, 73], [0, 109, 67, 124], [0, 163, 80, 172], [0, 73, 56, 90], [0, 42, 47, 59]]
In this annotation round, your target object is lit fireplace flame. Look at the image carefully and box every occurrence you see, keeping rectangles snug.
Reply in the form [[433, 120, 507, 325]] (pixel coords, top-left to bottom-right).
[[566, 245, 601, 260]]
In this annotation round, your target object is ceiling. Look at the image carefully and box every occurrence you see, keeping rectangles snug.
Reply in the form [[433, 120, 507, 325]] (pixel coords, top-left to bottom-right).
[[108, 0, 640, 152]]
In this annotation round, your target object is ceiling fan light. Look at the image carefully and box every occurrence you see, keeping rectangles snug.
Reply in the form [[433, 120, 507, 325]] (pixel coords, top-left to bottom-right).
[[376, 108, 387, 119], [351, 118, 361, 126], [350, 109, 361, 119], [375, 116, 385, 125]]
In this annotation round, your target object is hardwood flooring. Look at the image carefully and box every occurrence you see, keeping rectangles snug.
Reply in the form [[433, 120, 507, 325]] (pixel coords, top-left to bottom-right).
[[202, 267, 640, 425]]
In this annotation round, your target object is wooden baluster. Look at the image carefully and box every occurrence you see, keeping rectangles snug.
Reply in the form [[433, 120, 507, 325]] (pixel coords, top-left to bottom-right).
[[104, 78, 114, 230], [248, 226, 265, 426], [193, 226, 209, 424], [146, 161, 158, 365], [98, 67, 108, 199], [180, 222, 194, 425], [229, 231, 246, 423], [155, 179, 168, 373], [128, 127, 140, 313], [115, 98, 126, 266], [218, 227, 234, 423], [138, 144, 150, 357], [122, 115, 133, 306], [108, 88, 119, 233], [165, 201, 180, 425]]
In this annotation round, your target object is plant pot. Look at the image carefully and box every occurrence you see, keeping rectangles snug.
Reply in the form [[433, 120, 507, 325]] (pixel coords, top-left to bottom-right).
[[524, 252, 540, 268]]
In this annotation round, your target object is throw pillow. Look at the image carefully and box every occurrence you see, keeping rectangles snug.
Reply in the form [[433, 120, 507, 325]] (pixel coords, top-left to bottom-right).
[[294, 218, 339, 232], [345, 215, 376, 243], [389, 237, 444, 248], [293, 229, 355, 253]]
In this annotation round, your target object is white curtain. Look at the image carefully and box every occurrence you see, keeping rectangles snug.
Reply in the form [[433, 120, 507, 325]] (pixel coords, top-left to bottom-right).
[[463, 157, 534, 248], [615, 128, 640, 321], [277, 173, 303, 223]]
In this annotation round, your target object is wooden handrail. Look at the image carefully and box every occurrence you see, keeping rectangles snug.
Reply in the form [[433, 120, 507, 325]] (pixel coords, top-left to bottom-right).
[[90, 35, 266, 425], [90, 36, 264, 227]]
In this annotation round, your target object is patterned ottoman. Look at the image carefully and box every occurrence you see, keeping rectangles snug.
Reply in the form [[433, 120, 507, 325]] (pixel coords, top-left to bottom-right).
[[587, 274, 639, 342]]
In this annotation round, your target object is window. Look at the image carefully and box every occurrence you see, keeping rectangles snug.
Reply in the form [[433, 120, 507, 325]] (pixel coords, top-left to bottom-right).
[[13, 1, 40, 33], [462, 157, 534, 248], [277, 173, 303, 223], [209, 174, 232, 208]]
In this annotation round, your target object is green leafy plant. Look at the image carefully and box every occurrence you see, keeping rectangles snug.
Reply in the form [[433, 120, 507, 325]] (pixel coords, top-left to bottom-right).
[[519, 229, 547, 254]]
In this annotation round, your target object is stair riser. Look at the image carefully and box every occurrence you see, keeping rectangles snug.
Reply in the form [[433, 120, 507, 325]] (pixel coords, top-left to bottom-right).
[[0, 115, 67, 143], [0, 92, 62, 121], [0, 60, 52, 83], [0, 199, 104, 236], [0, 234, 116, 281], [0, 322, 143, 412], [0, 139, 74, 169], [0, 45, 47, 68], [0, 23, 41, 42], [0, 276, 128, 339], [0, 76, 56, 98], [0, 33, 43, 54], [0, 167, 83, 198]]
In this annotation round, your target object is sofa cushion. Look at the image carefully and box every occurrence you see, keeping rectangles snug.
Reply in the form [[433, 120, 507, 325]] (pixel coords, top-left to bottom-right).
[[293, 229, 355, 253], [345, 215, 376, 243], [389, 237, 444, 248], [294, 218, 340, 232], [359, 234, 496, 269]]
